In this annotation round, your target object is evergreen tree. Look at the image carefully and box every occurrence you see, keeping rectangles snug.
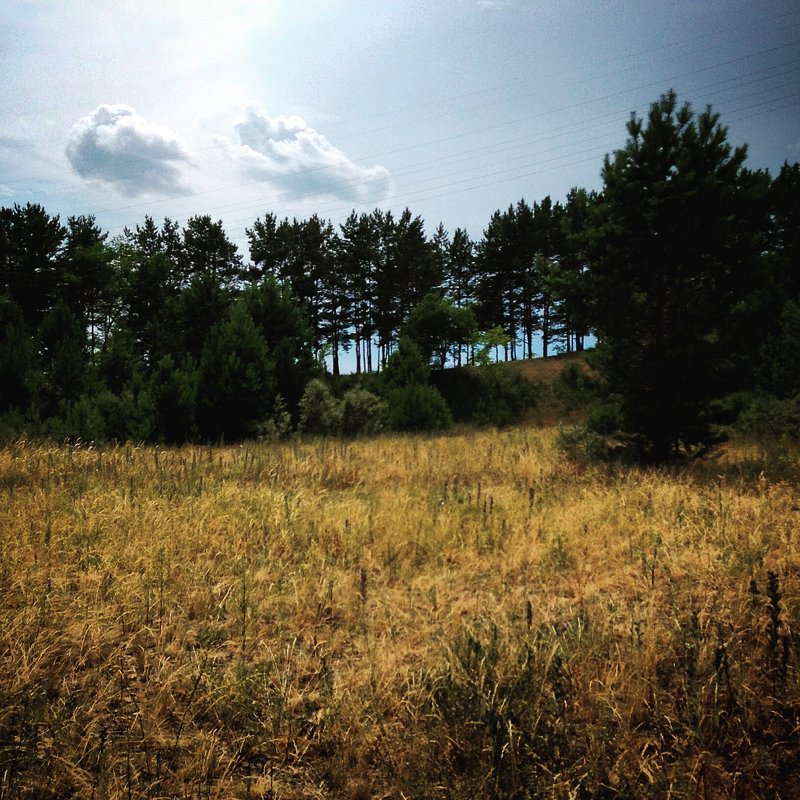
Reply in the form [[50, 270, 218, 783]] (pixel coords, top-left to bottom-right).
[[0, 203, 66, 329], [117, 219, 189, 365], [380, 338, 452, 431], [587, 90, 768, 461], [149, 355, 198, 444], [768, 161, 800, 299], [37, 301, 90, 418], [183, 215, 244, 288], [170, 271, 231, 363], [197, 302, 273, 441], [556, 188, 597, 353], [60, 215, 114, 357], [442, 227, 476, 365], [475, 208, 515, 359], [0, 296, 37, 415], [242, 276, 319, 420], [248, 214, 333, 359], [444, 229, 475, 305], [340, 211, 382, 373]]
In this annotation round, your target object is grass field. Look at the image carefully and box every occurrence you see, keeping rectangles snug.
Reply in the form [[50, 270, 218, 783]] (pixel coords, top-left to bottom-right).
[[1, 429, 799, 799]]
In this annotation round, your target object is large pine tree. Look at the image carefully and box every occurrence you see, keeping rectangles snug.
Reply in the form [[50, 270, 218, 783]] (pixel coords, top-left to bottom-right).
[[587, 90, 770, 461]]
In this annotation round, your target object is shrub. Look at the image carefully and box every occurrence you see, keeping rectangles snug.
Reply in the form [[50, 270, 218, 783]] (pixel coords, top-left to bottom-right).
[[737, 393, 800, 440], [471, 362, 538, 426], [341, 387, 385, 437], [558, 402, 627, 461], [384, 384, 452, 432], [257, 394, 294, 441], [432, 362, 538, 427], [381, 338, 429, 392], [552, 360, 597, 412], [41, 395, 107, 443], [298, 379, 343, 435]]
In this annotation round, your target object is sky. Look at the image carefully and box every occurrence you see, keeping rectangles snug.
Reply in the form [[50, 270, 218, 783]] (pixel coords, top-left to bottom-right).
[[1, 0, 799, 254]]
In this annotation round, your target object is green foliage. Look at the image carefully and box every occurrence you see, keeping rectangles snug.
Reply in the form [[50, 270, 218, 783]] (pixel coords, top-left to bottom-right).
[[169, 271, 230, 362], [0, 120, 797, 448], [737, 394, 800, 441], [557, 402, 627, 462], [341, 387, 385, 436], [759, 300, 800, 398], [256, 394, 293, 441], [149, 356, 198, 444], [93, 388, 145, 442], [197, 302, 274, 442], [299, 380, 385, 437], [298, 378, 343, 436], [37, 302, 89, 415], [0, 296, 37, 413], [432, 362, 539, 427], [551, 359, 597, 412], [378, 337, 453, 432], [42, 395, 108, 442], [242, 276, 319, 419], [182, 214, 244, 288], [587, 91, 768, 462], [472, 326, 510, 367], [0, 203, 66, 330], [381, 337, 430, 391], [95, 326, 139, 395], [384, 383, 453, 432], [400, 292, 477, 369]]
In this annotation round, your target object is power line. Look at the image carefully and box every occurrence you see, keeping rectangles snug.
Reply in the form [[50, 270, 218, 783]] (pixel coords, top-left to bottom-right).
[[77, 44, 796, 239], [3, 14, 799, 243], [93, 48, 800, 237]]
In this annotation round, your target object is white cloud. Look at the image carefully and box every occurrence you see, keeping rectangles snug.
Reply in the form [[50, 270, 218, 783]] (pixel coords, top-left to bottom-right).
[[65, 104, 193, 197], [221, 106, 391, 204]]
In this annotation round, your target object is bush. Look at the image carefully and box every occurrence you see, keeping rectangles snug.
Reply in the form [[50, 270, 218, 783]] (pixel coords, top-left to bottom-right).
[[552, 360, 597, 412], [558, 402, 627, 461], [737, 393, 800, 440], [298, 379, 343, 435], [432, 362, 538, 427], [41, 395, 107, 443], [381, 338, 430, 392], [341, 387, 384, 437], [257, 394, 294, 441], [384, 384, 452, 432]]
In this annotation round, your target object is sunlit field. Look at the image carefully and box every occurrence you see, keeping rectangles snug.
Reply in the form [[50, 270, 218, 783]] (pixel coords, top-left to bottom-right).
[[1, 430, 798, 799]]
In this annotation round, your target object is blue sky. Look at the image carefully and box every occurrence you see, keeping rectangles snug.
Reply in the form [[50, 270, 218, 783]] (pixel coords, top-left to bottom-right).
[[1, 0, 799, 251]]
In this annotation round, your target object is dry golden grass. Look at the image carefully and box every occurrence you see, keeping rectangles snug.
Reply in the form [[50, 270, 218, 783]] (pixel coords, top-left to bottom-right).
[[1, 430, 798, 799]]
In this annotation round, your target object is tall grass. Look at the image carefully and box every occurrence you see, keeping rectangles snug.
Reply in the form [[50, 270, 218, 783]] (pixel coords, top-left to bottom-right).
[[0, 430, 798, 798]]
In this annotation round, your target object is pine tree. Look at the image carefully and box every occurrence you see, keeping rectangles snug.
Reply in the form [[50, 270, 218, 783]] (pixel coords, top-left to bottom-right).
[[0, 203, 66, 330], [587, 90, 768, 461], [197, 302, 273, 442], [242, 276, 319, 420]]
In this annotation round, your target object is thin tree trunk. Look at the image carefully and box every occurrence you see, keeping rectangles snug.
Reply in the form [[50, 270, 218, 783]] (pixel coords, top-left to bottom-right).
[[542, 300, 550, 358]]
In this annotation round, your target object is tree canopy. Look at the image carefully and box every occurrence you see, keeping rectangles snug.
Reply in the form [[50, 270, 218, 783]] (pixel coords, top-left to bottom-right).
[[0, 91, 797, 456], [587, 91, 772, 460]]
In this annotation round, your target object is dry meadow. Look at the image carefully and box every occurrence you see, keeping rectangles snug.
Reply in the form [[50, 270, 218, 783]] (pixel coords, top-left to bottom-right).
[[1, 430, 798, 799]]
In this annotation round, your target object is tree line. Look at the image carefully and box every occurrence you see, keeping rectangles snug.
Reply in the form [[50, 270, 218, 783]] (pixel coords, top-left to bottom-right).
[[1, 91, 798, 458]]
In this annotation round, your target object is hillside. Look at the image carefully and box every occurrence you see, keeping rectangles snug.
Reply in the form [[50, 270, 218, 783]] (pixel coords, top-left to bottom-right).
[[497, 350, 590, 384]]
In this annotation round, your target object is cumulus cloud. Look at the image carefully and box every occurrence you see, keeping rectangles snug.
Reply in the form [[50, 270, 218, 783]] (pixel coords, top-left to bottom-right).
[[66, 104, 193, 196], [223, 106, 391, 204]]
